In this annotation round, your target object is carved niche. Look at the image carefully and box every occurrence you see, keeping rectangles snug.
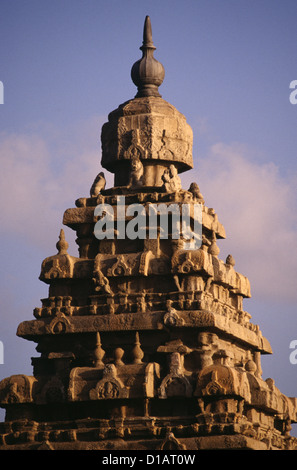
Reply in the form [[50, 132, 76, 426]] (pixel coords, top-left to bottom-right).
[[89, 364, 129, 400], [0, 375, 37, 404], [159, 352, 192, 399]]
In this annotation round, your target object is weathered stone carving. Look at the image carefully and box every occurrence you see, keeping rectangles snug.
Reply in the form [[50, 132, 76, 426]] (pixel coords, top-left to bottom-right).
[[0, 375, 37, 404], [93, 254, 113, 294], [0, 15, 296, 452], [93, 332, 105, 367], [37, 376, 65, 404], [39, 230, 73, 281], [132, 332, 144, 364], [90, 171, 106, 197], [159, 352, 192, 399], [161, 164, 182, 192], [127, 156, 144, 188], [189, 182, 204, 203], [158, 431, 186, 450], [89, 365, 128, 400], [163, 300, 185, 327]]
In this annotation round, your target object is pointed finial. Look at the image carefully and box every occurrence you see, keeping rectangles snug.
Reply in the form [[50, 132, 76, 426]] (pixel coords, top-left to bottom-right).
[[56, 229, 69, 255], [226, 254, 235, 267], [141, 15, 155, 50], [93, 332, 105, 367], [131, 16, 165, 98], [132, 331, 144, 364], [208, 231, 220, 257]]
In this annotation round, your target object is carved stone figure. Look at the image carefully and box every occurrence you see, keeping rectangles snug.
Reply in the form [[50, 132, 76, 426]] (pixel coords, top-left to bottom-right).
[[189, 182, 204, 203], [127, 156, 144, 188], [90, 171, 106, 197], [162, 164, 182, 192]]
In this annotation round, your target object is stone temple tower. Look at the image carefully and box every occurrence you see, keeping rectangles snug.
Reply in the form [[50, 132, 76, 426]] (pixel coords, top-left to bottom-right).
[[0, 16, 296, 451]]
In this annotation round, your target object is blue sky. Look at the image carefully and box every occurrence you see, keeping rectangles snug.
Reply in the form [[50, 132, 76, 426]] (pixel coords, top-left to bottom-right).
[[0, 0, 297, 430]]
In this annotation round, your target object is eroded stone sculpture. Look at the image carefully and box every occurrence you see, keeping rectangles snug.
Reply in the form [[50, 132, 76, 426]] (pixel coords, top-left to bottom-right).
[[90, 171, 106, 198], [127, 157, 144, 188], [0, 16, 296, 451]]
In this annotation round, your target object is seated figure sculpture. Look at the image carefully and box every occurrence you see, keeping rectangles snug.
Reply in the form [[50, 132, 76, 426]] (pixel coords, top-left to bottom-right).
[[162, 164, 182, 192]]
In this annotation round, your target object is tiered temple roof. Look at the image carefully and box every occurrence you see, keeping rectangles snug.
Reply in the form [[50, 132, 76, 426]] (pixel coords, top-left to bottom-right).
[[0, 16, 296, 451]]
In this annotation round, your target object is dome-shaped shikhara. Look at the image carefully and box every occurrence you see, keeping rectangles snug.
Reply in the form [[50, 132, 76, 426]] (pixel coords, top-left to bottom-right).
[[0, 16, 296, 451]]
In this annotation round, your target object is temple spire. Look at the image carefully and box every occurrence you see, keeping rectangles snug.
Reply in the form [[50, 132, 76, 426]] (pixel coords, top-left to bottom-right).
[[141, 15, 155, 50], [131, 16, 165, 98]]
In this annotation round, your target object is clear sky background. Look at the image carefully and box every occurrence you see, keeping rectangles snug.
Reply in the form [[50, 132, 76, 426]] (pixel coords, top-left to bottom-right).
[[0, 0, 297, 431]]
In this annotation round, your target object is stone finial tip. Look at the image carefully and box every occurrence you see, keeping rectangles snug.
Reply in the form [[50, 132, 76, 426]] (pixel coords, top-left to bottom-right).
[[131, 15, 165, 98], [56, 228, 69, 254], [141, 15, 155, 50]]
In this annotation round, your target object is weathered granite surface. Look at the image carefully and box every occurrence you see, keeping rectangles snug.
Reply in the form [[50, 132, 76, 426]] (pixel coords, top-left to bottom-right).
[[0, 16, 296, 451]]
